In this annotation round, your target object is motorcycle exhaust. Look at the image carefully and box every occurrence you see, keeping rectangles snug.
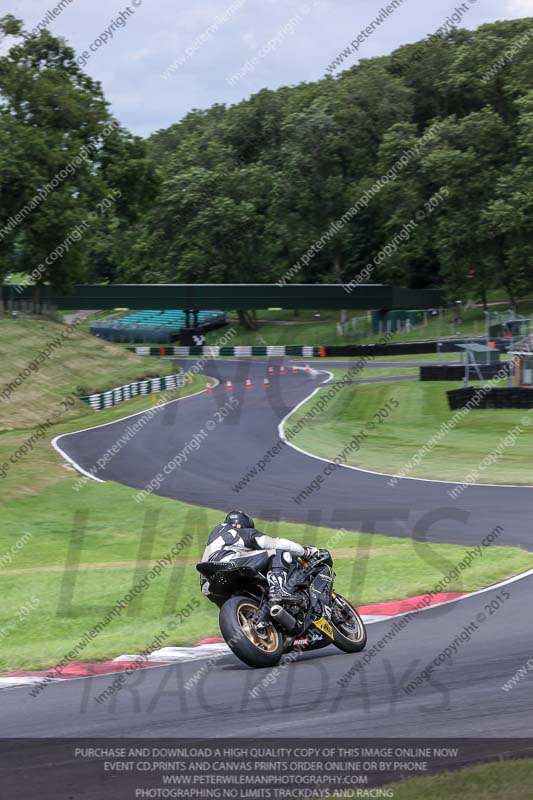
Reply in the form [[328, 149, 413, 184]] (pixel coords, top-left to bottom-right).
[[270, 604, 298, 633]]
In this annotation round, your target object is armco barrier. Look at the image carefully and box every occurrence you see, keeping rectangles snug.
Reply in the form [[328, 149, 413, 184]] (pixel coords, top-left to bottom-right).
[[80, 372, 184, 411], [126, 339, 510, 359], [127, 345, 321, 358]]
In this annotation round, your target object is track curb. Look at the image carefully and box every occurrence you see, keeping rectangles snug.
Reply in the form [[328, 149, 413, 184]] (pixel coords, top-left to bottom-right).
[[0, 591, 469, 690]]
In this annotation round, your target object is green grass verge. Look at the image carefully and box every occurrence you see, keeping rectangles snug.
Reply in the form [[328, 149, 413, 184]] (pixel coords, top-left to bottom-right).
[[327, 366, 417, 379], [286, 371, 533, 484], [384, 759, 533, 799]]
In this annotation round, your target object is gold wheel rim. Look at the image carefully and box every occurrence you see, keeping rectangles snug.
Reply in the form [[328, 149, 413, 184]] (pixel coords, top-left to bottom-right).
[[237, 601, 280, 653], [334, 597, 365, 642]]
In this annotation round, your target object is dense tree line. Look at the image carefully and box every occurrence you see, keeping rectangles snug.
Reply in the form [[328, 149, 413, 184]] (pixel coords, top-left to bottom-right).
[[1, 14, 533, 304]]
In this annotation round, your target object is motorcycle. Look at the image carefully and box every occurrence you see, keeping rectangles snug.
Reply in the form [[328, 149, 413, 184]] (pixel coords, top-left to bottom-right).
[[196, 548, 367, 668]]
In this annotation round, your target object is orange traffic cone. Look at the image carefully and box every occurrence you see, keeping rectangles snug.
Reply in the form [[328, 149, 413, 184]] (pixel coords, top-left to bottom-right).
[[226, 380, 233, 391], [292, 365, 298, 374], [264, 377, 270, 388], [206, 382, 213, 393], [268, 366, 274, 375], [305, 364, 311, 374], [280, 365, 286, 375], [245, 378, 252, 390]]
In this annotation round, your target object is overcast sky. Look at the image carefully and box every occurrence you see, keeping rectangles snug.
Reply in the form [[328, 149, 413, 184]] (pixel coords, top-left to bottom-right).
[[7, 0, 533, 137]]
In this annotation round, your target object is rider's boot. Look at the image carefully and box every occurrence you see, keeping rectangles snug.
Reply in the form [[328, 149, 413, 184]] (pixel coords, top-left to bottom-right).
[[267, 569, 292, 604]]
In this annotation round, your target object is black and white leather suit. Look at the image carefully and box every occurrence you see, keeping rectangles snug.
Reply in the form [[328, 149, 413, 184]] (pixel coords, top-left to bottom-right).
[[199, 522, 306, 598]]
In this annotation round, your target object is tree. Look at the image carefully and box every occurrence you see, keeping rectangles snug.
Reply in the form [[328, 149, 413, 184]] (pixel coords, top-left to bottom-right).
[[482, 92, 533, 303], [269, 64, 414, 289], [416, 108, 513, 306], [0, 16, 157, 291], [370, 122, 441, 288]]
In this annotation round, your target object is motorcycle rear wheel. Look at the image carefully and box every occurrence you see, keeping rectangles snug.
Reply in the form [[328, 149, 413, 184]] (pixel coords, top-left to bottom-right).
[[219, 595, 284, 668], [331, 593, 367, 653]]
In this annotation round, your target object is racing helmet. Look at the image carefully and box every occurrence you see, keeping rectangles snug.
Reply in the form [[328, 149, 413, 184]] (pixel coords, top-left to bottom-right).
[[225, 510, 254, 529]]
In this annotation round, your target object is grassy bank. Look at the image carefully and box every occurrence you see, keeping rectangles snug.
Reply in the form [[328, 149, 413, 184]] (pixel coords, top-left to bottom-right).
[[0, 314, 205, 501], [384, 759, 533, 799], [0, 316, 180, 431], [286, 373, 533, 484]]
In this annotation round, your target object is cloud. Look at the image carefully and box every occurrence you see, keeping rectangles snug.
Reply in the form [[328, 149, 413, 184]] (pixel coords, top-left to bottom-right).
[[8, 0, 533, 137], [506, 0, 533, 12]]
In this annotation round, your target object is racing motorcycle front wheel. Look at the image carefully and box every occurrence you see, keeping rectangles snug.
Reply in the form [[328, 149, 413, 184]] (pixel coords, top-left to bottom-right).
[[330, 593, 367, 653], [219, 595, 284, 668]]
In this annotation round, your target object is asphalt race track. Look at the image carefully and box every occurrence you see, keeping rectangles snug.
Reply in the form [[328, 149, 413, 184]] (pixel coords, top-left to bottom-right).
[[2, 570, 533, 739], [54, 358, 532, 549], [3, 359, 533, 745]]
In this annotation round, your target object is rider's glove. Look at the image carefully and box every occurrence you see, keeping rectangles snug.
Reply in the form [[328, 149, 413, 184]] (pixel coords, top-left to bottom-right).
[[303, 546, 319, 559]]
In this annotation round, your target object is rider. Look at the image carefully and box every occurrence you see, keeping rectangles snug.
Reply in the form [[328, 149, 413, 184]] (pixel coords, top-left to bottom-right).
[[200, 510, 319, 605]]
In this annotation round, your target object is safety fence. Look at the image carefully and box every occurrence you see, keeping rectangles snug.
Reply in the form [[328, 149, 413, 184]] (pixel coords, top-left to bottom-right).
[[80, 372, 184, 411], [447, 386, 533, 410], [421, 364, 512, 381], [1, 299, 58, 317], [323, 337, 511, 357]]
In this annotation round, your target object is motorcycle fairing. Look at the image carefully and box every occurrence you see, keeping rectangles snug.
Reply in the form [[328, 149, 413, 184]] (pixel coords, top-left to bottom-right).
[[313, 616, 335, 640], [289, 630, 331, 651]]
